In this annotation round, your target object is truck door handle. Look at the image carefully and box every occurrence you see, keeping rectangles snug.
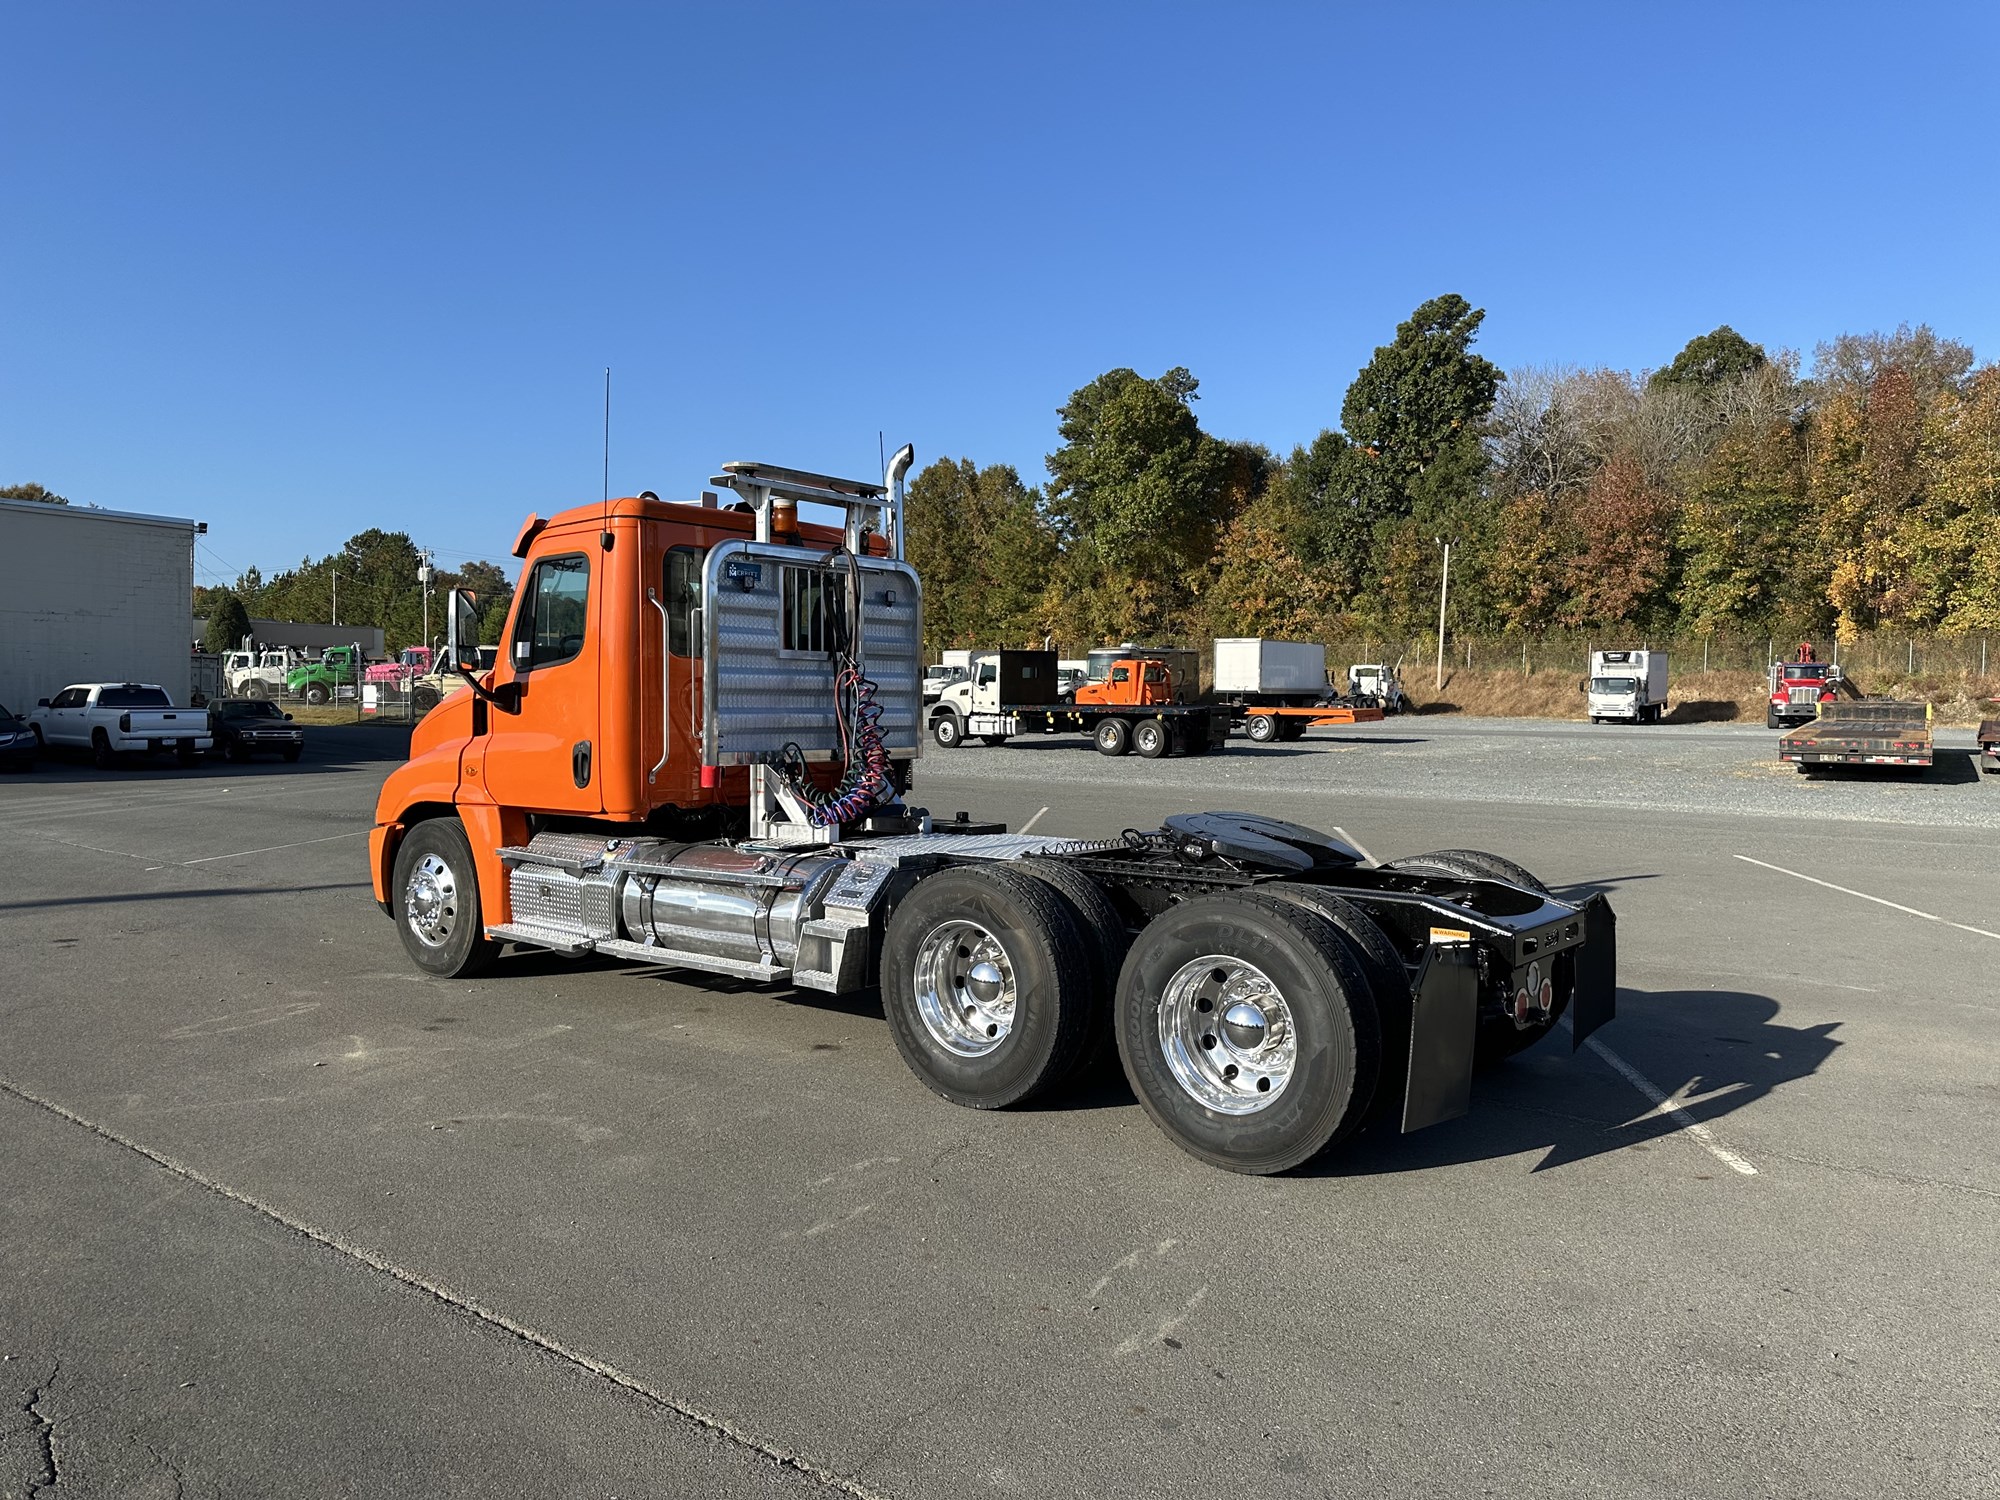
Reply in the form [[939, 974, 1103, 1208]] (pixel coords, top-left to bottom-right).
[[573, 740, 592, 788], [647, 587, 670, 785]]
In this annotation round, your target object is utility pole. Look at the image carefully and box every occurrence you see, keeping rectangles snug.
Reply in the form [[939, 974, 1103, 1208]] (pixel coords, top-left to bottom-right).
[[1434, 537, 1455, 689], [332, 569, 341, 626], [418, 550, 434, 652]]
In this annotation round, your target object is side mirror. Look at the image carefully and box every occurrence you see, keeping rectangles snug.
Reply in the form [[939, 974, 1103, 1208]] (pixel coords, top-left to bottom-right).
[[284, 713, 294, 721], [445, 588, 482, 674], [1578, 680, 1587, 692]]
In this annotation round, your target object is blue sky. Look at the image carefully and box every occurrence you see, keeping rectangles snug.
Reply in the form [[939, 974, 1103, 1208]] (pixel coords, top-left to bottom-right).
[[5, 2, 1996, 586]]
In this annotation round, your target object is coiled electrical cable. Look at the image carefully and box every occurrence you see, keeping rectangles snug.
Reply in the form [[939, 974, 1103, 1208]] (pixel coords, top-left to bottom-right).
[[775, 549, 896, 828]]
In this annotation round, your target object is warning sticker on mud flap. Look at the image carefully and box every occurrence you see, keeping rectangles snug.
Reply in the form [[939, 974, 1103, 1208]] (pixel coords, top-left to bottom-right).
[[1429, 927, 1473, 943]]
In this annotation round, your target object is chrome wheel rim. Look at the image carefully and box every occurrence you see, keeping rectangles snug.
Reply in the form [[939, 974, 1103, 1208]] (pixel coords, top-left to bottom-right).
[[1158, 955, 1296, 1114], [404, 851, 460, 949], [913, 919, 1016, 1057]]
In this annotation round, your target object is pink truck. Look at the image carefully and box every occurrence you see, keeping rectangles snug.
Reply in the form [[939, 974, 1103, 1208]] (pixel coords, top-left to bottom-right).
[[364, 646, 434, 685]]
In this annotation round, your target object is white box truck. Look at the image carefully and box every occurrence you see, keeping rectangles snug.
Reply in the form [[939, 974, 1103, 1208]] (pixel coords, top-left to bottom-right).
[[1212, 638, 1327, 702], [1583, 650, 1669, 724]]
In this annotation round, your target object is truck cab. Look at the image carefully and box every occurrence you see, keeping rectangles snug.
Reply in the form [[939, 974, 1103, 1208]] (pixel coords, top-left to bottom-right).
[[1768, 659, 1842, 729], [1073, 658, 1175, 708]]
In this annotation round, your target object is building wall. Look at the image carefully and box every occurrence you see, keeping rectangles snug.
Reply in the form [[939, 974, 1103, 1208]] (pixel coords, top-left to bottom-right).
[[0, 500, 197, 710]]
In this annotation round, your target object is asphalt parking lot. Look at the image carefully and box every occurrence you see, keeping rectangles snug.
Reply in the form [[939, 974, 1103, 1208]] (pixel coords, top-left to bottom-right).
[[3, 719, 1996, 1499]]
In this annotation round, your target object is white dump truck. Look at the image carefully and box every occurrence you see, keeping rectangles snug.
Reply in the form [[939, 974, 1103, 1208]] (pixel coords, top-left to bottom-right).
[[1583, 650, 1669, 724]]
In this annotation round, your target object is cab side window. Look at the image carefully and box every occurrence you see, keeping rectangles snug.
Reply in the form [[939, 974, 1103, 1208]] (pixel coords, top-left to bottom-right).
[[666, 547, 705, 658], [513, 554, 590, 670], [1111, 666, 1131, 684]]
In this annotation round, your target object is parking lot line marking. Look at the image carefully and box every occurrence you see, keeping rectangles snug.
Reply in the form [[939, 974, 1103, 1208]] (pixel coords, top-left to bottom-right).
[[1732, 853, 2000, 942], [1569, 1024, 1759, 1176], [1331, 826, 1377, 865], [179, 830, 366, 866], [0, 1077, 892, 1500], [1018, 806, 1050, 834]]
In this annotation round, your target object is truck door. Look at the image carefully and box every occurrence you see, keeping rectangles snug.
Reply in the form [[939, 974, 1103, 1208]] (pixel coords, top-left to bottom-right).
[[639, 544, 705, 798], [479, 550, 604, 815]]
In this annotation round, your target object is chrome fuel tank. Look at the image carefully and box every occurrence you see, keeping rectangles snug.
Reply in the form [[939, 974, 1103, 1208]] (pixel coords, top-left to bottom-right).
[[613, 843, 846, 968]]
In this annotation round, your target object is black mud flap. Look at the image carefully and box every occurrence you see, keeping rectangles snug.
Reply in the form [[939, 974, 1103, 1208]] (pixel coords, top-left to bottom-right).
[[1401, 941, 1479, 1134], [1570, 894, 1617, 1050]]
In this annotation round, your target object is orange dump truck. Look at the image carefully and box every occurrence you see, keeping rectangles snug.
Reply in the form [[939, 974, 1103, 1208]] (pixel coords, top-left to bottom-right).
[[367, 449, 1617, 1174]]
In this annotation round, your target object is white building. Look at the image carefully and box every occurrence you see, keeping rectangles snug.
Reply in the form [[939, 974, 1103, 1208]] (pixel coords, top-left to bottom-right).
[[0, 498, 199, 711]]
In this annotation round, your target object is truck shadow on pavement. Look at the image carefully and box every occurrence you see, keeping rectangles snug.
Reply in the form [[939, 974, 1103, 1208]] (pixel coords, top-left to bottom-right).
[[1793, 747, 1982, 786], [1319, 985, 1841, 1178]]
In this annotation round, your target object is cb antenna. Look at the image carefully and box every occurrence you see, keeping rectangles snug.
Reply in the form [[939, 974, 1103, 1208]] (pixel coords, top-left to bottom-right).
[[600, 367, 613, 547]]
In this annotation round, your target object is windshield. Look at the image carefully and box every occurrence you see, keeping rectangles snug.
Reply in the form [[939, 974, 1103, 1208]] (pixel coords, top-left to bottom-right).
[[0, 703, 18, 727], [218, 700, 282, 718], [1590, 677, 1638, 694], [1783, 663, 1831, 680], [100, 687, 172, 708]]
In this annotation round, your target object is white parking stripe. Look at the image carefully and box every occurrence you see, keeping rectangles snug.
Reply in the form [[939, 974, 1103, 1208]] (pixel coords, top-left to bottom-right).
[[1018, 806, 1050, 835], [178, 830, 367, 866], [1578, 1031, 1759, 1176], [1733, 853, 2000, 942]]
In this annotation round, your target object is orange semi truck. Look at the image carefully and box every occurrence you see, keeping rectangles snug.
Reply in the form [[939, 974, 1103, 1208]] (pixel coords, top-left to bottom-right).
[[368, 449, 1618, 1174]]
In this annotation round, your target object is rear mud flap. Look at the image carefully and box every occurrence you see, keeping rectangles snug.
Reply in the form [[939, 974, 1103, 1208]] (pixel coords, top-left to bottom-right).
[[1570, 894, 1617, 1050], [1400, 942, 1479, 1134]]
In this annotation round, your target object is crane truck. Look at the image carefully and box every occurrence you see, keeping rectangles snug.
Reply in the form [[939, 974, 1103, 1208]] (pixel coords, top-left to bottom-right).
[[367, 448, 1617, 1175]]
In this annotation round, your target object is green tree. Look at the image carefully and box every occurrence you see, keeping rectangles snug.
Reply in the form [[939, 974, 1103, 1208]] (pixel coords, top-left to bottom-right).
[[906, 458, 1058, 652], [1334, 294, 1502, 529], [1650, 326, 1767, 391], [1044, 366, 1229, 641], [0, 482, 68, 505], [203, 591, 253, 654]]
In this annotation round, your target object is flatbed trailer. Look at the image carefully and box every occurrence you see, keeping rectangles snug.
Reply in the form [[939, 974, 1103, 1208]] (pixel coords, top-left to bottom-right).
[[1977, 718, 1999, 774], [1779, 699, 1933, 769], [974, 701, 1230, 758], [1240, 703, 1385, 743]]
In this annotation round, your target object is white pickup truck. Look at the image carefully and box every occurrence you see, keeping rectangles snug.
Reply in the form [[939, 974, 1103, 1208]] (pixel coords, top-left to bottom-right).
[[29, 682, 214, 767]]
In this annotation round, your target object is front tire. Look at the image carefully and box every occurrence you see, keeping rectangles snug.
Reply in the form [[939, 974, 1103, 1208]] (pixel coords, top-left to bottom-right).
[[1246, 713, 1279, 744], [392, 819, 499, 978], [881, 866, 1094, 1108], [1116, 892, 1381, 1175], [244, 680, 268, 700], [304, 683, 330, 706], [412, 684, 441, 713], [931, 711, 963, 750]]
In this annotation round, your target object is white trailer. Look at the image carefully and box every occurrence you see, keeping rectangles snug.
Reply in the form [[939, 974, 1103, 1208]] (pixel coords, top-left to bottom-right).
[[1584, 650, 1669, 724]]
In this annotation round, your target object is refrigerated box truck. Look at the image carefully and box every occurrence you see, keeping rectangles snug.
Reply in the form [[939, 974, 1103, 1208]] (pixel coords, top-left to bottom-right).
[[1583, 650, 1668, 724]]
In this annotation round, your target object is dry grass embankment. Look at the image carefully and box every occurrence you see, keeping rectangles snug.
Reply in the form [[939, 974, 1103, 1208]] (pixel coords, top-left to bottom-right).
[[1407, 668, 2000, 727]]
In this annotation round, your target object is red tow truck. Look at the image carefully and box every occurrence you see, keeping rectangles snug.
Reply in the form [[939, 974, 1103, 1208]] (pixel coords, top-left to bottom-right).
[[1767, 643, 1845, 729]]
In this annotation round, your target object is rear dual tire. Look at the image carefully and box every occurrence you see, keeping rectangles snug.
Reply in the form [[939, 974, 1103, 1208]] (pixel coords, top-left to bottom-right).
[[882, 866, 1096, 1108], [1116, 892, 1382, 1175]]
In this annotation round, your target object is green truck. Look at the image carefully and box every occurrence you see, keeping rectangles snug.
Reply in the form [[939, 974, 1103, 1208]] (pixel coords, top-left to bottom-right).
[[284, 646, 365, 705]]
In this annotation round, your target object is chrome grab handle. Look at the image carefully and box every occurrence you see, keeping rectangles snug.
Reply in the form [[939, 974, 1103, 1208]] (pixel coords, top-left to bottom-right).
[[647, 587, 670, 784]]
